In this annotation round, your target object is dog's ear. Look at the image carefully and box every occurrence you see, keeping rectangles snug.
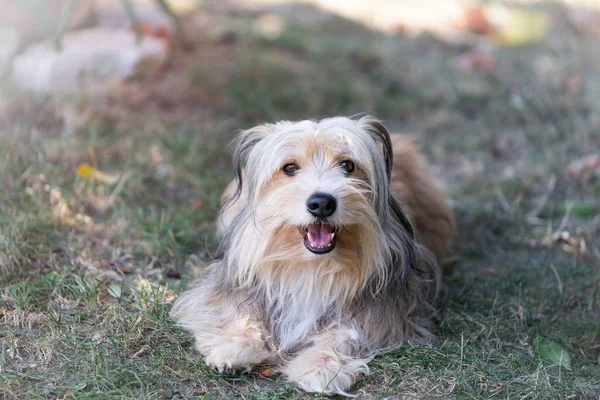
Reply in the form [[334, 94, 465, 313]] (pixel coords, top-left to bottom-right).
[[229, 125, 272, 201], [390, 192, 418, 284], [359, 117, 394, 180], [359, 117, 417, 284], [358, 117, 413, 233]]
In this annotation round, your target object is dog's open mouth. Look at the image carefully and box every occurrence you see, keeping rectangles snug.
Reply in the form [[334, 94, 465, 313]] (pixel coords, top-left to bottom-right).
[[299, 223, 336, 254]]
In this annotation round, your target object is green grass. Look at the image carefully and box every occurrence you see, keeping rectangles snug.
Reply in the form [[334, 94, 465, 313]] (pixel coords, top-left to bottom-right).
[[1, 1, 600, 399]]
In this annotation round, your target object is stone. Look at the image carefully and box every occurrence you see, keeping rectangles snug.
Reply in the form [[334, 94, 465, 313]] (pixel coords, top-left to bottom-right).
[[11, 28, 168, 94], [0, 27, 20, 76]]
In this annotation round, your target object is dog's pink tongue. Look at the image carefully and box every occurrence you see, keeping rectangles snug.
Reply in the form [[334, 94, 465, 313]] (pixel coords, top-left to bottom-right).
[[307, 224, 334, 247]]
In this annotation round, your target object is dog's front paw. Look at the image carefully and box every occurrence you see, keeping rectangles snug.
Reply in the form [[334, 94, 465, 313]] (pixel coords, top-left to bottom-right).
[[204, 340, 271, 374], [283, 349, 370, 396]]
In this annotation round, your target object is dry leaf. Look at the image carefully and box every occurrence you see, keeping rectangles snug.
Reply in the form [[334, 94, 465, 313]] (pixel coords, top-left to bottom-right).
[[138, 23, 176, 52], [260, 368, 275, 377], [76, 164, 120, 185], [490, 8, 549, 47], [543, 231, 587, 254], [166, 268, 181, 279], [191, 199, 203, 210], [161, 0, 198, 16], [118, 266, 134, 274], [461, 5, 493, 35]]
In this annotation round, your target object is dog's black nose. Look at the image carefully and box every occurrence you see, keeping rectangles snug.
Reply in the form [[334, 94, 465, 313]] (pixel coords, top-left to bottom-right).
[[306, 193, 337, 219]]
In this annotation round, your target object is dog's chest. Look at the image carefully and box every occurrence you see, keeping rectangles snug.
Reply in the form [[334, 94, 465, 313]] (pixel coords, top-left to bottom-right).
[[265, 292, 334, 350]]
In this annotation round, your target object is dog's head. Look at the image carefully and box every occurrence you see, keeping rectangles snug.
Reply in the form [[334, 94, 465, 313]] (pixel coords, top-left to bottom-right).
[[220, 117, 415, 288]]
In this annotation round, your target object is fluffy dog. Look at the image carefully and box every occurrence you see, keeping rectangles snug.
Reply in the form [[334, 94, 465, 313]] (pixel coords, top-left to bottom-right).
[[171, 116, 455, 395]]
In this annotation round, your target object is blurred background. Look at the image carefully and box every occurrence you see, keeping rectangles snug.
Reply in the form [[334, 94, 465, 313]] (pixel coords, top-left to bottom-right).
[[1, 0, 599, 398]]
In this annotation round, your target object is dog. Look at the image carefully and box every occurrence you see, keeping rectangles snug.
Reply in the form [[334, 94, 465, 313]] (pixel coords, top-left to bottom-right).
[[171, 116, 455, 395]]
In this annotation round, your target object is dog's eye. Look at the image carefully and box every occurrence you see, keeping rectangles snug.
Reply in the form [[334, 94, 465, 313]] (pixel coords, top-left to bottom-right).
[[339, 160, 355, 174], [282, 163, 299, 176]]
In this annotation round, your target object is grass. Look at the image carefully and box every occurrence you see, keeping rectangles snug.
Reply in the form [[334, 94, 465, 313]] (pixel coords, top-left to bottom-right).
[[1, 1, 600, 399]]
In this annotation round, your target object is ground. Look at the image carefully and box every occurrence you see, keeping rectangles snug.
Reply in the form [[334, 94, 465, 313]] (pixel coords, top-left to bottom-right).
[[1, 0, 599, 399]]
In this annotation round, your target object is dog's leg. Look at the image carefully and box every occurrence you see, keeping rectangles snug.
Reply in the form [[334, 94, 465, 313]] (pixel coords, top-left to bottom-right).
[[202, 312, 273, 374], [282, 325, 370, 396], [171, 284, 273, 373]]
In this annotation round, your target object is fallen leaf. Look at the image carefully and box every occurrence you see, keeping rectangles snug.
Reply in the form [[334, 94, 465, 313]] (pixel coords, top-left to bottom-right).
[[72, 382, 87, 391], [461, 5, 493, 35], [191, 199, 202, 210], [560, 202, 598, 218], [165, 268, 181, 279], [533, 337, 571, 370], [154, 25, 176, 52], [540, 231, 585, 254], [118, 266, 134, 274], [546, 231, 587, 254], [561, 236, 587, 254], [490, 8, 549, 47], [162, 0, 199, 16], [137, 23, 176, 52], [260, 367, 275, 377], [107, 284, 122, 299], [76, 164, 120, 185], [40, 266, 51, 274]]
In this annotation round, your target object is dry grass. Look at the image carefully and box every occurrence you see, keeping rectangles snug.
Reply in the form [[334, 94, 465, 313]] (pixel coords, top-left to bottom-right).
[[1, 1, 599, 399]]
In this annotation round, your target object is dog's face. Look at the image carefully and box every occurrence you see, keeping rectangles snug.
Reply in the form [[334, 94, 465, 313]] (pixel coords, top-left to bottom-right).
[[257, 131, 370, 256], [230, 117, 397, 263]]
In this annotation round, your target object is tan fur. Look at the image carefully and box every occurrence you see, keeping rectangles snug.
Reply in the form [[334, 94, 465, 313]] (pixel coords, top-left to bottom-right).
[[388, 134, 455, 260]]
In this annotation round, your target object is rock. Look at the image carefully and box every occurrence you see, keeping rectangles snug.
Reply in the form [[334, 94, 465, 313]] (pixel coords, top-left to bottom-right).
[[11, 28, 168, 94], [0, 0, 95, 40], [0, 27, 20, 76]]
